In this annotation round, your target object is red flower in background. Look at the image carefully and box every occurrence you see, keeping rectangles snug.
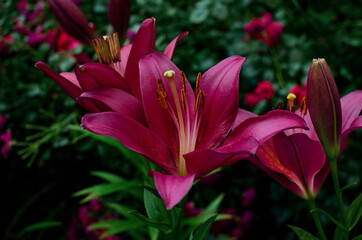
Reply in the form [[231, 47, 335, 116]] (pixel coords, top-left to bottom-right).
[[1, 129, 12, 159], [244, 80, 275, 108], [56, 28, 82, 52], [290, 83, 307, 107], [244, 12, 284, 47]]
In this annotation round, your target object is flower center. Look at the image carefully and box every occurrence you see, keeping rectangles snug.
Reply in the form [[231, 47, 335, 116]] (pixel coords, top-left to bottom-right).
[[92, 33, 122, 74], [157, 70, 205, 176]]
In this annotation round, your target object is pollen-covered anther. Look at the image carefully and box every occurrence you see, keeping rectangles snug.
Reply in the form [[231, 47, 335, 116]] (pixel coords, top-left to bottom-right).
[[195, 90, 206, 112], [181, 89, 187, 110], [287, 93, 296, 112], [300, 96, 307, 116], [156, 79, 168, 109], [92, 32, 121, 67], [195, 72, 201, 95]]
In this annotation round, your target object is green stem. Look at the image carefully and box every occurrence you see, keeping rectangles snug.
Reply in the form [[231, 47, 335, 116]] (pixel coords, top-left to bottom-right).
[[330, 157, 349, 239], [308, 198, 327, 240], [270, 48, 285, 89]]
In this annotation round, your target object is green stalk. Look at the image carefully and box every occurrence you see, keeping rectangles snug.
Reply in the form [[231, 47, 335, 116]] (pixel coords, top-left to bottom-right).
[[270, 48, 285, 89], [307, 198, 327, 240], [330, 157, 349, 239]]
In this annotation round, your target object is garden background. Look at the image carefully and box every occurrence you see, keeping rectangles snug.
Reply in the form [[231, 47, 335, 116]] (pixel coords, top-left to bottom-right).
[[1, 0, 361, 239]]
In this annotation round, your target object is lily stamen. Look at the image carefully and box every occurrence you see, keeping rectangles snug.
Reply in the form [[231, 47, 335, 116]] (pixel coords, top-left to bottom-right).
[[92, 32, 121, 73]]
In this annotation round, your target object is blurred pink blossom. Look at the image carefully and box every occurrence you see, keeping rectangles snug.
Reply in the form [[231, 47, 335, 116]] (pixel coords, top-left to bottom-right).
[[0, 115, 7, 130], [254, 80, 275, 100], [242, 187, 256, 207], [1, 129, 12, 159], [244, 12, 284, 47], [290, 83, 307, 108], [244, 93, 263, 109], [56, 28, 82, 52]]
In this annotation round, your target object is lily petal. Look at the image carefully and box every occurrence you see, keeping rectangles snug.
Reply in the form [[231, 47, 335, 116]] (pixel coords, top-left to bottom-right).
[[231, 108, 257, 130], [185, 137, 258, 178], [75, 62, 130, 92], [163, 31, 188, 60], [120, 44, 132, 77], [82, 112, 176, 173], [124, 18, 156, 99], [225, 110, 308, 146], [248, 155, 307, 198], [151, 170, 195, 210], [78, 87, 147, 126], [340, 90, 362, 134], [196, 56, 247, 150], [35, 61, 99, 112], [139, 51, 195, 155]]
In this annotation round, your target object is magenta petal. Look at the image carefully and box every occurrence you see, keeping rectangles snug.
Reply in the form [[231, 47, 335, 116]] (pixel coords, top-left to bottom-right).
[[248, 156, 307, 198], [35, 61, 82, 99], [196, 56, 247, 150], [163, 31, 188, 60], [231, 108, 257, 130], [185, 137, 258, 178], [78, 87, 147, 126], [139, 52, 196, 154], [120, 44, 132, 77], [340, 90, 362, 134], [279, 134, 326, 196], [82, 112, 176, 173], [75, 62, 130, 92], [151, 171, 195, 210], [124, 18, 156, 99], [35, 61, 99, 112], [225, 110, 308, 146]]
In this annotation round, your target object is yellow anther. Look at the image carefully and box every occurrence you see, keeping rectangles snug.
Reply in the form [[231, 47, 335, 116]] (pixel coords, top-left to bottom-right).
[[195, 90, 206, 112], [195, 72, 201, 94], [287, 93, 297, 100], [181, 89, 187, 110], [157, 79, 168, 109], [164, 70, 175, 79]]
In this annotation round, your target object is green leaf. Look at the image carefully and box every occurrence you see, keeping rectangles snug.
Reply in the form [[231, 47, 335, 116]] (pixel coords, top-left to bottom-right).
[[352, 235, 362, 240], [90, 219, 145, 237], [346, 193, 362, 230], [128, 210, 172, 233], [311, 208, 348, 232], [17, 221, 62, 238], [73, 181, 141, 203], [333, 226, 348, 240], [192, 215, 217, 240], [288, 225, 320, 240], [341, 181, 359, 193], [144, 188, 164, 222], [91, 171, 125, 183]]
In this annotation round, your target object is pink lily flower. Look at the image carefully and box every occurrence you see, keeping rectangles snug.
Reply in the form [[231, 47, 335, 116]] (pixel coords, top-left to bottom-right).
[[35, 18, 188, 116], [82, 51, 308, 209], [247, 88, 362, 199]]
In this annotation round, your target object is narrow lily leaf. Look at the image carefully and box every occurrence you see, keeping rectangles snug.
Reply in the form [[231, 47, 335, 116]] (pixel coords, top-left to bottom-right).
[[352, 235, 362, 240], [311, 208, 348, 232], [288, 225, 320, 240], [341, 181, 359, 193], [17, 221, 62, 238], [90, 219, 145, 237], [333, 227, 348, 240], [90, 171, 125, 183], [346, 193, 362, 230], [192, 215, 217, 240], [73, 181, 141, 203], [128, 210, 172, 232], [106, 202, 132, 218]]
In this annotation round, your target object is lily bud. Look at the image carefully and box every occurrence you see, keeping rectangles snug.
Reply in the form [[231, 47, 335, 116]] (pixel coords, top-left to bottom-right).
[[108, 0, 130, 42], [307, 58, 341, 160], [48, 0, 95, 45]]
